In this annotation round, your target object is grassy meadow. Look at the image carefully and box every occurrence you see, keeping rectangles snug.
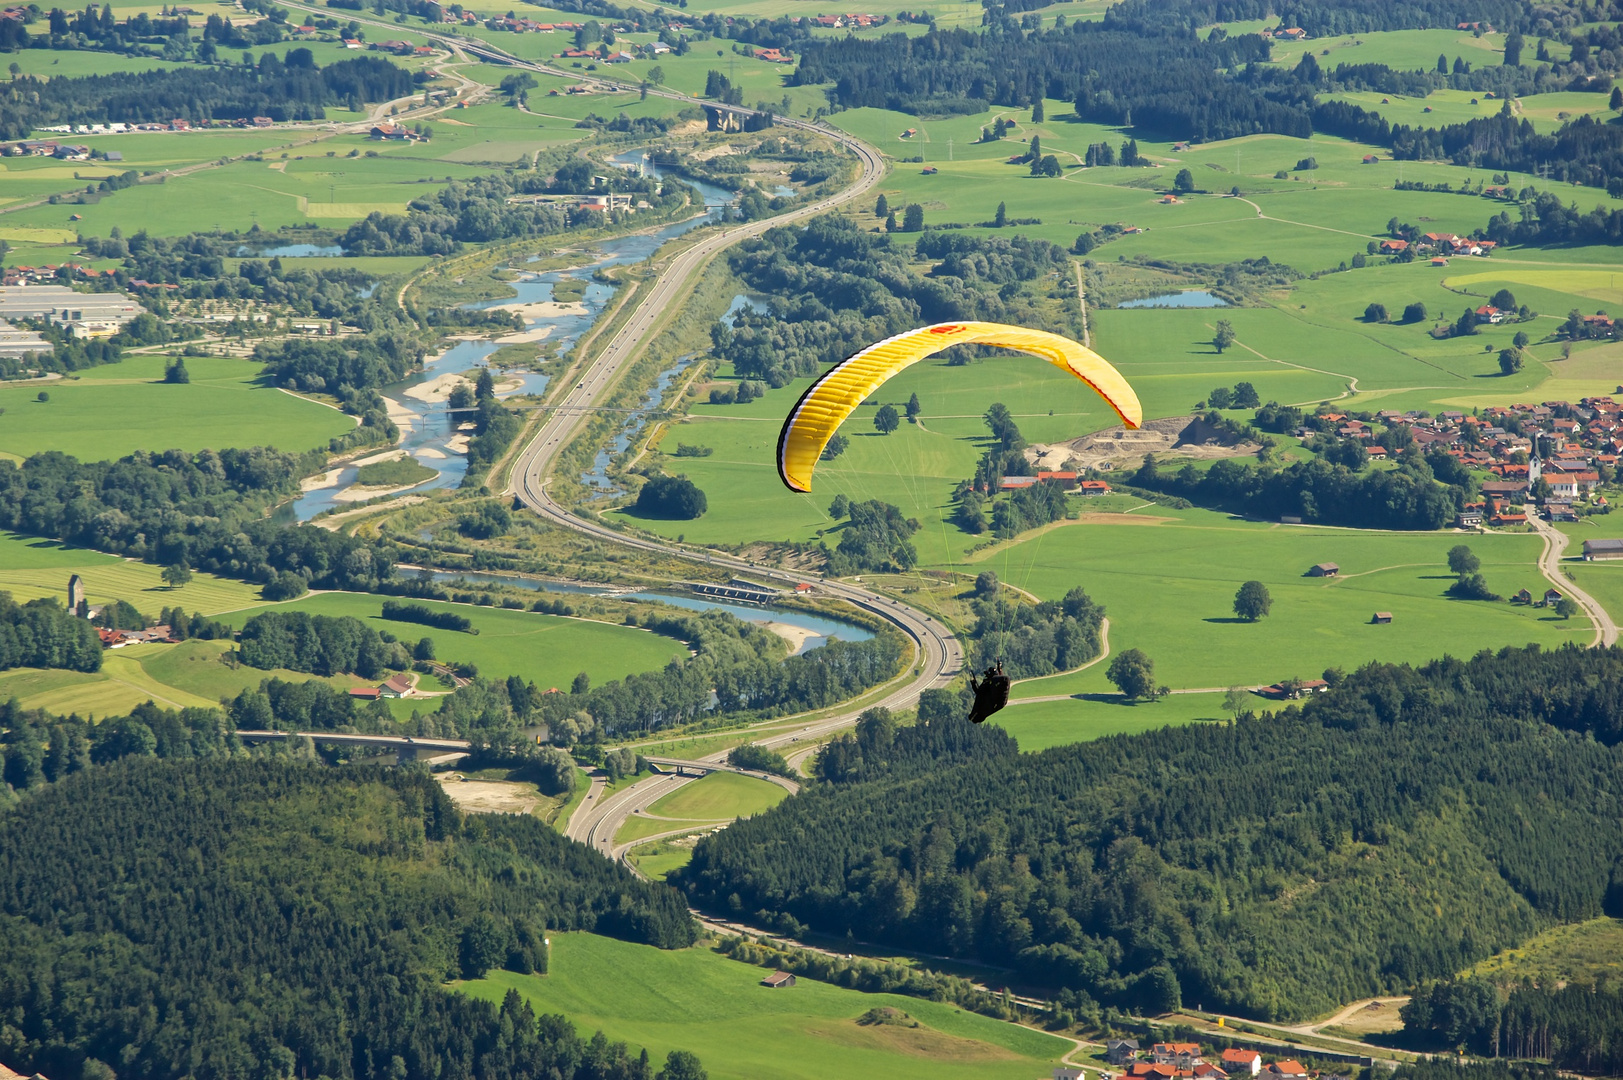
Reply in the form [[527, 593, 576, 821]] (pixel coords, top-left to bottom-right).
[[0, 354, 354, 461], [458, 933, 1073, 1080]]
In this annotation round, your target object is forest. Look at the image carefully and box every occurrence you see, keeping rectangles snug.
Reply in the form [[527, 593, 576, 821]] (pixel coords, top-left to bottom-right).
[[1404, 976, 1623, 1072], [678, 644, 1623, 1021], [0, 449, 399, 597], [0, 54, 412, 137], [1129, 446, 1469, 529], [966, 584, 1104, 676], [0, 758, 697, 1080], [714, 216, 1076, 387], [238, 610, 411, 678], [0, 592, 102, 673]]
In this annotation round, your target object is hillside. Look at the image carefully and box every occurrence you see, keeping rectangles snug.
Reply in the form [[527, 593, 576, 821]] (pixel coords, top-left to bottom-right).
[[0, 759, 696, 1080], [678, 645, 1623, 1022]]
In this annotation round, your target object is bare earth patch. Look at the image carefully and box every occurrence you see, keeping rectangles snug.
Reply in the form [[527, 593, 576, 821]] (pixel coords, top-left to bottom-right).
[[437, 775, 542, 815], [1030, 415, 1260, 472]]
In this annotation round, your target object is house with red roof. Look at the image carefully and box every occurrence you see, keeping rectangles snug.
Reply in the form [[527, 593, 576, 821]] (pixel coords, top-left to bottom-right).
[[1221, 1051, 1262, 1076]]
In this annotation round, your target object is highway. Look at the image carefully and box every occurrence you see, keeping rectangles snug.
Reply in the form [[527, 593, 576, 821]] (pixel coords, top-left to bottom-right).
[[264, 8, 966, 862]]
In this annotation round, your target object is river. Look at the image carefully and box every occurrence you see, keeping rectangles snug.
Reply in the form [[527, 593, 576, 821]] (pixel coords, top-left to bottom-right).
[[291, 158, 739, 520], [411, 568, 872, 655]]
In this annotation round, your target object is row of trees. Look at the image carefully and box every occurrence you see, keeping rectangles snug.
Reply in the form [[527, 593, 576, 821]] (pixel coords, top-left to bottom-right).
[[0, 54, 412, 137], [680, 643, 1623, 1020], [1129, 447, 1469, 529]]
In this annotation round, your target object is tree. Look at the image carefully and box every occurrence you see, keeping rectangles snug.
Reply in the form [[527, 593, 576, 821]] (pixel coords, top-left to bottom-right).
[[571, 671, 590, 695], [901, 204, 924, 232], [829, 493, 850, 518], [1437, 53, 1449, 74], [1231, 381, 1260, 408], [1513, 331, 1530, 349], [874, 193, 888, 218], [973, 570, 999, 599], [884, 210, 897, 232], [36, 391, 47, 402], [164, 358, 190, 384], [1031, 98, 1043, 123], [1490, 288, 1517, 311], [1106, 648, 1156, 700], [474, 366, 496, 400], [1397, 302, 1427, 324], [1232, 580, 1272, 621], [1613, 86, 1623, 111], [1498, 348, 1523, 375], [161, 563, 192, 590], [1173, 168, 1195, 194], [634, 475, 707, 519], [1207, 386, 1233, 409], [1222, 686, 1251, 716], [873, 403, 900, 434], [458, 916, 506, 979], [1503, 30, 1523, 67], [1364, 302, 1389, 323], [656, 1051, 707, 1080], [821, 434, 849, 461], [647, 64, 664, 84], [413, 636, 435, 661], [1448, 545, 1481, 575], [1212, 319, 1236, 353], [1556, 596, 1579, 619], [993, 201, 1008, 228], [1028, 135, 1040, 162], [905, 392, 921, 421]]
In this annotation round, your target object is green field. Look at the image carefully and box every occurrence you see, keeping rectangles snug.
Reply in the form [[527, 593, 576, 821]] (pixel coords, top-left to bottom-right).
[[0, 354, 354, 460], [458, 933, 1072, 1080], [0, 638, 368, 717], [0, 530, 264, 614], [1462, 917, 1623, 986], [994, 690, 1227, 751], [216, 591, 688, 689], [615, 771, 786, 844]]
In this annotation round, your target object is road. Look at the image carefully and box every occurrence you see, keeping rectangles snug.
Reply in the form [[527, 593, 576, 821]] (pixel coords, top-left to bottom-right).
[[1528, 513, 1617, 646]]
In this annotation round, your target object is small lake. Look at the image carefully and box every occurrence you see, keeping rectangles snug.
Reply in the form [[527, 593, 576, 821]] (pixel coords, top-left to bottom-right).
[[1117, 290, 1228, 309], [410, 568, 872, 655], [236, 243, 346, 258]]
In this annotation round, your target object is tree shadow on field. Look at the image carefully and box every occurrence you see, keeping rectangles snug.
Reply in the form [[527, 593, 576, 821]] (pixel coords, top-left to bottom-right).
[[1041, 692, 1167, 708], [1202, 616, 1253, 624]]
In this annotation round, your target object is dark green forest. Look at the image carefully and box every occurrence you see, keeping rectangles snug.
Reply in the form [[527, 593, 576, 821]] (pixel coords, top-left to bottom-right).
[[714, 217, 1078, 387], [0, 592, 102, 673], [238, 610, 412, 678], [679, 644, 1623, 1021], [0, 55, 412, 136], [0, 758, 696, 1080], [1405, 976, 1623, 1071]]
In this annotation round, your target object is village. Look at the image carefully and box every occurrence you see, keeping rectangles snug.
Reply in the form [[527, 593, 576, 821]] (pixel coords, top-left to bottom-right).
[[1062, 1039, 1353, 1080]]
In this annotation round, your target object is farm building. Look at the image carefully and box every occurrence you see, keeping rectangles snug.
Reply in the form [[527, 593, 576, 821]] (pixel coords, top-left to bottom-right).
[[760, 971, 796, 988], [379, 673, 414, 698], [1306, 562, 1339, 577], [1371, 612, 1393, 624], [1583, 538, 1623, 560]]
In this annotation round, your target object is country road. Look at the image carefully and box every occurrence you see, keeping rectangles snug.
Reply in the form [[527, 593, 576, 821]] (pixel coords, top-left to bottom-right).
[[1528, 513, 1617, 647]]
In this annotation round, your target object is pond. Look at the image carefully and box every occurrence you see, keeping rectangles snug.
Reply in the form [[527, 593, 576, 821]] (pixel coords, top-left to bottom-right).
[[236, 243, 346, 258], [1117, 290, 1228, 309]]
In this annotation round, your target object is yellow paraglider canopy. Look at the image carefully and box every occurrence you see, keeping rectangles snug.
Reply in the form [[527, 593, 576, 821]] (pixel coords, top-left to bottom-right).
[[776, 321, 1142, 492]]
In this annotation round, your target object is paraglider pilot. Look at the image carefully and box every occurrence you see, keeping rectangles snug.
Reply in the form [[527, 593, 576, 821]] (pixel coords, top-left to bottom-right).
[[967, 660, 1010, 724]]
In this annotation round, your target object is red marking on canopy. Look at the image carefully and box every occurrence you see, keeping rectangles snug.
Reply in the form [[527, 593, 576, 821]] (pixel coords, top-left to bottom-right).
[[929, 324, 964, 334]]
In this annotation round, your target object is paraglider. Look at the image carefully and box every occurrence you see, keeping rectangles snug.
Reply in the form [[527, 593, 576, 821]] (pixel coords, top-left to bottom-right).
[[775, 321, 1142, 492], [967, 660, 1011, 724]]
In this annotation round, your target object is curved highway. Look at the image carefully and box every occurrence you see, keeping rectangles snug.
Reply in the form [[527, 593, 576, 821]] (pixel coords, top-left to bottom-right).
[[270, 6, 967, 856]]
